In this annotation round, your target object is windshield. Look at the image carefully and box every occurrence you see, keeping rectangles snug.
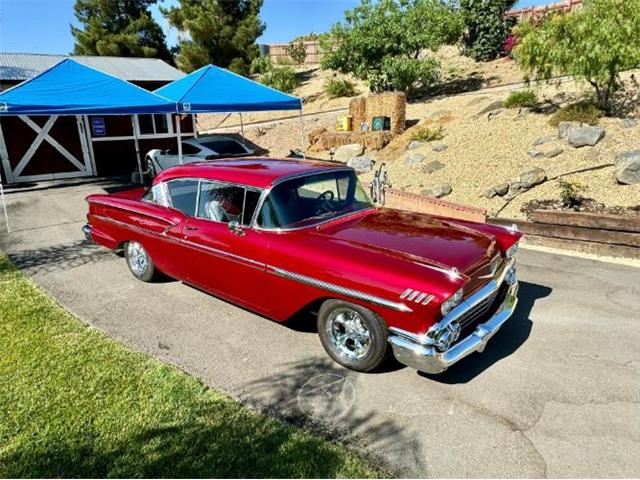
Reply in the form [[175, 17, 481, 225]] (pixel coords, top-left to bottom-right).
[[257, 170, 374, 229]]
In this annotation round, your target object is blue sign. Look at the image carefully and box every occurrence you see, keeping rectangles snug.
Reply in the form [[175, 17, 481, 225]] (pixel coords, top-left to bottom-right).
[[91, 117, 106, 137]]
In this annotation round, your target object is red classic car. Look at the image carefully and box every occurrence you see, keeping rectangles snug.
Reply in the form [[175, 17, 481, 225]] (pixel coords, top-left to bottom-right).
[[84, 158, 522, 374]]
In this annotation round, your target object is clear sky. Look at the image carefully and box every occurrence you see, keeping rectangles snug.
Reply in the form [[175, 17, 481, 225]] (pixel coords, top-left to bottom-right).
[[0, 0, 547, 55]]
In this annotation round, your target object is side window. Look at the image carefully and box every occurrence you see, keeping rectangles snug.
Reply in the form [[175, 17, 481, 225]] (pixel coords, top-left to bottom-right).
[[196, 181, 261, 226], [142, 182, 169, 207], [166, 179, 199, 216], [182, 143, 201, 155], [257, 196, 281, 229]]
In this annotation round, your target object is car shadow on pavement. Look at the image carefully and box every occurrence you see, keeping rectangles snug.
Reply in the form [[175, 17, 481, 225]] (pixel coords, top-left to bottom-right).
[[240, 356, 424, 476], [6, 240, 115, 276], [420, 280, 552, 384]]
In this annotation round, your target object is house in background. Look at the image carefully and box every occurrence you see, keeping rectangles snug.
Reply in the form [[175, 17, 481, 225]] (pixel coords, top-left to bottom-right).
[[0, 53, 195, 184]]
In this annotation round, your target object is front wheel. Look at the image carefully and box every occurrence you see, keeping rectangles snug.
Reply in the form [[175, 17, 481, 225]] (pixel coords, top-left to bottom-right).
[[124, 241, 157, 282], [317, 300, 388, 372]]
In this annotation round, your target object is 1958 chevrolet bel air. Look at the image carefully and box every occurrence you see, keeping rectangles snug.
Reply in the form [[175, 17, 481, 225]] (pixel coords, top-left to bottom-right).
[[84, 158, 522, 374]]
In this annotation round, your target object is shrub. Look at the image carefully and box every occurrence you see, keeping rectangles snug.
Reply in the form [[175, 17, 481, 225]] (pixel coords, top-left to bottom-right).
[[549, 101, 603, 127], [250, 56, 272, 75], [260, 66, 300, 93], [460, 0, 517, 61], [287, 40, 307, 65], [411, 125, 445, 142], [514, 0, 640, 112], [558, 179, 586, 208], [321, 0, 462, 93], [503, 90, 538, 108], [325, 77, 357, 99], [502, 33, 519, 58]]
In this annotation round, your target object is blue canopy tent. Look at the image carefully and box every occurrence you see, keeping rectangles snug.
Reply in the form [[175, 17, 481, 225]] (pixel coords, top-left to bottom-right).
[[0, 58, 175, 232], [155, 64, 304, 163]]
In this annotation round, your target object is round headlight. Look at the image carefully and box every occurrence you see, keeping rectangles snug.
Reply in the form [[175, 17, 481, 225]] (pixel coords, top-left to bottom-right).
[[441, 288, 464, 316]]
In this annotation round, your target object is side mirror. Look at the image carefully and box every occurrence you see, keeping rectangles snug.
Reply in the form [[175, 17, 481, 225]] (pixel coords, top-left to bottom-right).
[[228, 220, 246, 236]]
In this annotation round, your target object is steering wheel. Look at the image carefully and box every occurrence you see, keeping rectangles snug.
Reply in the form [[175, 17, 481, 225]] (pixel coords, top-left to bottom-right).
[[316, 190, 337, 214]]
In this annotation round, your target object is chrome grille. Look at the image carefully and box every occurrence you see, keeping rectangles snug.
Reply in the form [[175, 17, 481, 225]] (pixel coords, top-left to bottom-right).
[[457, 282, 509, 332]]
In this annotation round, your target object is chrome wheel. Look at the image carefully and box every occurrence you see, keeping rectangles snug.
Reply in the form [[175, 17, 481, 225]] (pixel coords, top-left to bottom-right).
[[126, 241, 149, 277], [326, 307, 372, 360]]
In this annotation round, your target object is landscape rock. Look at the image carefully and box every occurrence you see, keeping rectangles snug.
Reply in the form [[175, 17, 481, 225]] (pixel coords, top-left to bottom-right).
[[504, 181, 524, 200], [568, 126, 605, 147], [533, 135, 555, 146], [622, 118, 638, 128], [432, 143, 448, 152], [404, 153, 426, 166], [347, 155, 374, 174], [485, 182, 509, 198], [543, 146, 564, 158], [519, 167, 547, 188], [614, 150, 640, 185], [487, 109, 503, 121], [558, 121, 583, 139], [334, 143, 364, 162], [422, 160, 445, 174], [477, 100, 504, 116], [430, 109, 452, 119], [528, 149, 543, 158], [407, 140, 426, 150], [422, 184, 452, 198]]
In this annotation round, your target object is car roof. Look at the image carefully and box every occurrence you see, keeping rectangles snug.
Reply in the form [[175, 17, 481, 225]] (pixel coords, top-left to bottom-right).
[[154, 157, 352, 189]]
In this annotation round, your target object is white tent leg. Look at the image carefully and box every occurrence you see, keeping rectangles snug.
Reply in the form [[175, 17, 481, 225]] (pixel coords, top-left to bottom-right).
[[176, 116, 183, 165], [0, 171, 8, 233], [192, 115, 198, 139], [299, 109, 306, 159], [239, 113, 246, 146], [131, 115, 144, 183]]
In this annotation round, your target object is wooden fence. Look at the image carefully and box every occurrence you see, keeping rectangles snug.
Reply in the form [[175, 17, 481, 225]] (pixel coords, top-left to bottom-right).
[[505, 0, 582, 21], [266, 41, 324, 65]]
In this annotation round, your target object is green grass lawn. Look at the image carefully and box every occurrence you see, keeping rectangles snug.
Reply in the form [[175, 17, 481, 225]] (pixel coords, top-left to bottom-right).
[[0, 255, 384, 478]]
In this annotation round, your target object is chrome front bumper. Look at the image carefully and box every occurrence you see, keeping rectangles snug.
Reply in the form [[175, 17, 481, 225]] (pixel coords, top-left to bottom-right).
[[388, 261, 519, 375]]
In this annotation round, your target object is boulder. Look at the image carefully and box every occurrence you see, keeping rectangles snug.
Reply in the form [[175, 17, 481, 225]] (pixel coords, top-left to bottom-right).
[[519, 167, 547, 188], [485, 182, 509, 198], [422, 160, 445, 174], [347, 155, 374, 174], [407, 140, 426, 150], [432, 143, 448, 152], [528, 149, 543, 158], [622, 118, 638, 129], [533, 135, 555, 146], [477, 100, 504, 116], [422, 184, 452, 198], [615, 150, 640, 185], [334, 143, 364, 162], [558, 121, 583, 140], [505, 181, 524, 200], [404, 152, 426, 166], [568, 126, 605, 147]]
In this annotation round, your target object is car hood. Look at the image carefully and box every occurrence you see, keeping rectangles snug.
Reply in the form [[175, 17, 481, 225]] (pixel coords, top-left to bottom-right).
[[316, 208, 496, 275]]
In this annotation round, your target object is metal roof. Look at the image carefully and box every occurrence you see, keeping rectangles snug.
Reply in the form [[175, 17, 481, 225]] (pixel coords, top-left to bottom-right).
[[0, 52, 184, 82]]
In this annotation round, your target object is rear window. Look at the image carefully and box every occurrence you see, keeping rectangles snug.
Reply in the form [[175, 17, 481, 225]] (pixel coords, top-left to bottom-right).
[[200, 140, 248, 155]]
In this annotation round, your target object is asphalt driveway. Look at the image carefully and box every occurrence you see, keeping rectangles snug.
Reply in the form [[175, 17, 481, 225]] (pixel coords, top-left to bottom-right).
[[1, 180, 638, 478]]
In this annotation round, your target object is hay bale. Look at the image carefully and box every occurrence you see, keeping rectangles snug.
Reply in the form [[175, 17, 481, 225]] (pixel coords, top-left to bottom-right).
[[348, 92, 407, 134], [308, 127, 328, 147], [311, 131, 393, 152], [349, 96, 367, 130]]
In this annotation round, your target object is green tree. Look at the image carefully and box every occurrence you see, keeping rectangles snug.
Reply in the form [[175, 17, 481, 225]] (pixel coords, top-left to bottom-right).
[[163, 0, 265, 75], [514, 0, 640, 111], [71, 0, 172, 63], [460, 0, 517, 61], [321, 0, 462, 93]]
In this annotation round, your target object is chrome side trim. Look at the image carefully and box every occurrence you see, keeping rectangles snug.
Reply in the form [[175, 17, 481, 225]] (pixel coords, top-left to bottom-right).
[[268, 266, 413, 313]]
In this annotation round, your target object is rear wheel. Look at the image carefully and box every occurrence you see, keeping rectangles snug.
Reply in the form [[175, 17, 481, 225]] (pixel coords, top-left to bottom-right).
[[124, 241, 156, 282], [317, 300, 388, 372]]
